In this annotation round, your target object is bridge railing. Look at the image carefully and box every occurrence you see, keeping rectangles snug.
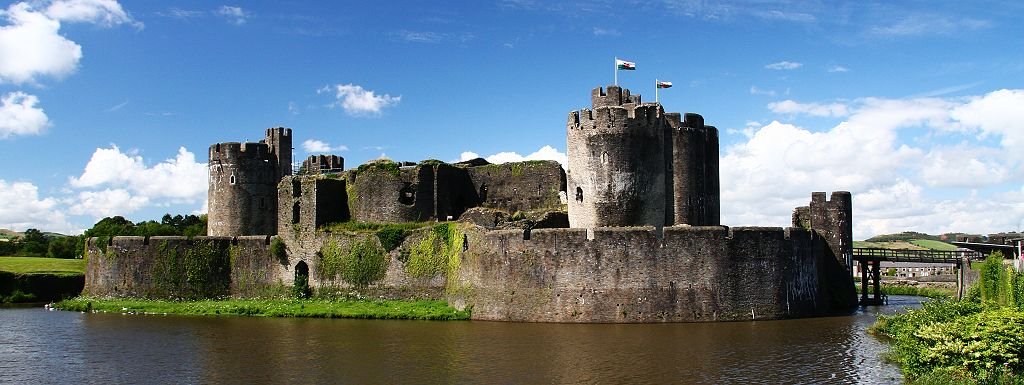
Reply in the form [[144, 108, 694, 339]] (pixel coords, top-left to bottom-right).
[[852, 248, 983, 264]]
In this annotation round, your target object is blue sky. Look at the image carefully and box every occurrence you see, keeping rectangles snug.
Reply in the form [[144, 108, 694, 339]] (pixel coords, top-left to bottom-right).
[[1, 0, 1022, 239]]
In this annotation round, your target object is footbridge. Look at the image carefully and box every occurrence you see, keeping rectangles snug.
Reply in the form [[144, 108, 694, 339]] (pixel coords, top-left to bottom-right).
[[851, 248, 983, 305]]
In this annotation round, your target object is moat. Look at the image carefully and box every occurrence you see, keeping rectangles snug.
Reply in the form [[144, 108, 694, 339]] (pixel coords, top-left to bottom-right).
[[2, 297, 921, 384]]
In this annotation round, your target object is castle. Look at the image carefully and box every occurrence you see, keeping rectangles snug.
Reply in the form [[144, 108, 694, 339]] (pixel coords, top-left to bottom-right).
[[83, 85, 857, 323]]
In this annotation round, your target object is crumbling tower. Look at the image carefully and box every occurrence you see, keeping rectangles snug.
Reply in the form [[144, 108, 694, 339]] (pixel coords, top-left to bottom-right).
[[207, 128, 292, 236], [567, 85, 667, 228]]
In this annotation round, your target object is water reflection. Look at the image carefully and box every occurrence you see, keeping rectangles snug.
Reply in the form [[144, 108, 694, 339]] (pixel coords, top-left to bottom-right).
[[1, 297, 922, 384]]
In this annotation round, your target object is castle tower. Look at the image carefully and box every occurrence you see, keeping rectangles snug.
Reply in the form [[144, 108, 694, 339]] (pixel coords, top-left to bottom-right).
[[208, 129, 290, 236], [670, 113, 720, 226], [263, 127, 292, 180], [566, 85, 667, 228]]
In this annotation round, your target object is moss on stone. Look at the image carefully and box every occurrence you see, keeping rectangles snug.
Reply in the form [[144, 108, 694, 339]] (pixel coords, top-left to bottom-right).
[[317, 237, 389, 288]]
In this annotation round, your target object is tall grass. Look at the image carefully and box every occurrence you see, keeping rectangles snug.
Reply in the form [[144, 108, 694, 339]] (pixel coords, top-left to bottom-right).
[[54, 297, 471, 320]]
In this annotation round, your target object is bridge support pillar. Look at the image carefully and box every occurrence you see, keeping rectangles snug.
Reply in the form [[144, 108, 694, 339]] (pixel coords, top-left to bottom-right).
[[859, 259, 883, 306]]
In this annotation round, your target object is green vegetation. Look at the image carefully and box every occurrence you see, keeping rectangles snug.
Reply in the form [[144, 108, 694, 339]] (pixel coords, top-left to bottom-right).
[[404, 223, 467, 295], [881, 285, 954, 299], [269, 237, 288, 265], [321, 221, 430, 252], [54, 297, 471, 320], [871, 253, 1024, 384], [317, 237, 389, 288], [0, 257, 85, 303], [355, 159, 401, 176], [151, 239, 231, 299], [910, 239, 958, 251], [854, 239, 956, 251], [866, 231, 943, 242], [0, 256, 85, 276]]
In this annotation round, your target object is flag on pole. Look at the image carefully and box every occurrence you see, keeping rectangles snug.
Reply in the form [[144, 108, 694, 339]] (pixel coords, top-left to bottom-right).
[[615, 58, 636, 70], [656, 81, 673, 88]]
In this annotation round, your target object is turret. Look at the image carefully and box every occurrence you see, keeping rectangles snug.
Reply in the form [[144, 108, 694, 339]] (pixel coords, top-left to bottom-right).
[[670, 113, 720, 226], [567, 86, 667, 228], [208, 128, 292, 236]]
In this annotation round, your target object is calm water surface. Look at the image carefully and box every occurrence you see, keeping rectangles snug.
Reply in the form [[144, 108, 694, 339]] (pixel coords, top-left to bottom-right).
[[1, 296, 922, 384]]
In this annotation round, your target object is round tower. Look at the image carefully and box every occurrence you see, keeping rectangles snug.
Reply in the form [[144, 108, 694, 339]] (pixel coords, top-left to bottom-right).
[[208, 141, 279, 236], [566, 85, 667, 228]]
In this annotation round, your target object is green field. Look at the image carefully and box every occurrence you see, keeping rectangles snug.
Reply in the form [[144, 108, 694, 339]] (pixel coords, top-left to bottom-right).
[[55, 298, 471, 320], [0, 256, 85, 277], [853, 239, 956, 251]]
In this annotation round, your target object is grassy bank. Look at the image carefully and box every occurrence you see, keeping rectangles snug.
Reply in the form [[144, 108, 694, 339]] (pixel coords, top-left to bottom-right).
[[881, 285, 954, 299], [54, 297, 471, 320], [0, 256, 85, 303], [870, 254, 1024, 384], [0, 256, 84, 276]]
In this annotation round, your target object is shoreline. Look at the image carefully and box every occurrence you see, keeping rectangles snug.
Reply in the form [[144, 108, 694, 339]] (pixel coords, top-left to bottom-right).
[[53, 297, 471, 320]]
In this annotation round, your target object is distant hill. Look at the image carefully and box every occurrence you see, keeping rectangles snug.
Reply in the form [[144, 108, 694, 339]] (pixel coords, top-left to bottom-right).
[[854, 236, 958, 251], [0, 229, 70, 239], [864, 231, 942, 242]]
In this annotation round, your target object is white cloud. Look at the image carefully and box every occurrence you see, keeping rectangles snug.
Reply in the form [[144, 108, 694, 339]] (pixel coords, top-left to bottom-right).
[[0, 91, 49, 138], [69, 146, 208, 213], [721, 89, 1024, 239], [302, 139, 347, 153], [45, 0, 141, 29], [592, 27, 620, 36], [0, 179, 73, 233], [0, 2, 82, 84], [950, 89, 1024, 149], [828, 65, 849, 73], [768, 100, 849, 117], [764, 61, 802, 70], [216, 5, 248, 25], [457, 145, 567, 167], [67, 188, 148, 217], [319, 83, 401, 117]]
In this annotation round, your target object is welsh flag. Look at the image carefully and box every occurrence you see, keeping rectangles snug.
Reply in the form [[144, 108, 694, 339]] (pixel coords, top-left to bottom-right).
[[657, 81, 673, 88], [616, 59, 636, 70]]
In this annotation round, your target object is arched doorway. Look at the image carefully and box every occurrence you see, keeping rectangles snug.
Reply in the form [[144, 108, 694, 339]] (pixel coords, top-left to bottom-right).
[[293, 261, 311, 298]]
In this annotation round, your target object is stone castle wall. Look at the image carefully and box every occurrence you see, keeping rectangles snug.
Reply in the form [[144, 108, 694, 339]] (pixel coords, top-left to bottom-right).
[[450, 225, 850, 322], [82, 226, 851, 322], [83, 236, 288, 299], [465, 160, 566, 214]]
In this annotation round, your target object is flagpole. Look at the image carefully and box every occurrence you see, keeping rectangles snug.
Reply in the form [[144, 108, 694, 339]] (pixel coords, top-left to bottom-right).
[[614, 57, 618, 86], [655, 78, 659, 103]]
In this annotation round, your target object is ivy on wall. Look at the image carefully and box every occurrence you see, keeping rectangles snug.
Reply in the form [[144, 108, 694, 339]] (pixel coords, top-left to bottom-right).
[[317, 237, 389, 288]]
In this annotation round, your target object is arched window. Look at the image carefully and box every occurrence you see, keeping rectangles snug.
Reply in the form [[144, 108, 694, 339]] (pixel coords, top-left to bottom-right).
[[575, 187, 584, 202], [229, 174, 236, 185]]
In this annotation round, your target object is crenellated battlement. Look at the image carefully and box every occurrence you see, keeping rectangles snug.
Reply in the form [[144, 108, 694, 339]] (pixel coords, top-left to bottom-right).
[[568, 103, 665, 135], [209, 142, 272, 163], [591, 85, 642, 108]]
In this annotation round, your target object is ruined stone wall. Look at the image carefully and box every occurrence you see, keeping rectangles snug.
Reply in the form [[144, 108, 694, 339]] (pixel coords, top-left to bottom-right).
[[567, 85, 667, 228], [301, 154, 344, 175], [83, 236, 287, 299], [278, 175, 349, 234], [670, 113, 720, 226], [450, 225, 853, 322], [346, 164, 434, 223], [208, 142, 279, 236], [805, 191, 853, 269], [465, 160, 566, 214]]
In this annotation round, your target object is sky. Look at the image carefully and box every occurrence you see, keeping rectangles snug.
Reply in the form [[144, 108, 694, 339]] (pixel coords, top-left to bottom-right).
[[0, 0, 1022, 240]]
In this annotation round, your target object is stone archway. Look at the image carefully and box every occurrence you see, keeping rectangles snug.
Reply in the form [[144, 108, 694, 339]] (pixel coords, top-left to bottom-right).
[[293, 261, 311, 298]]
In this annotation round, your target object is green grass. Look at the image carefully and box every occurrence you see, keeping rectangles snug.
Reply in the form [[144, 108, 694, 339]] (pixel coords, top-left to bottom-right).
[[881, 285, 955, 299], [54, 297, 471, 320], [909, 239, 957, 251], [854, 239, 956, 251], [0, 256, 84, 277]]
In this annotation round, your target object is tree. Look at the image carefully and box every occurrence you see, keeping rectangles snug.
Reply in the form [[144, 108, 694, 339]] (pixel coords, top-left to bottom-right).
[[47, 236, 83, 259], [20, 228, 49, 255], [84, 216, 136, 237]]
